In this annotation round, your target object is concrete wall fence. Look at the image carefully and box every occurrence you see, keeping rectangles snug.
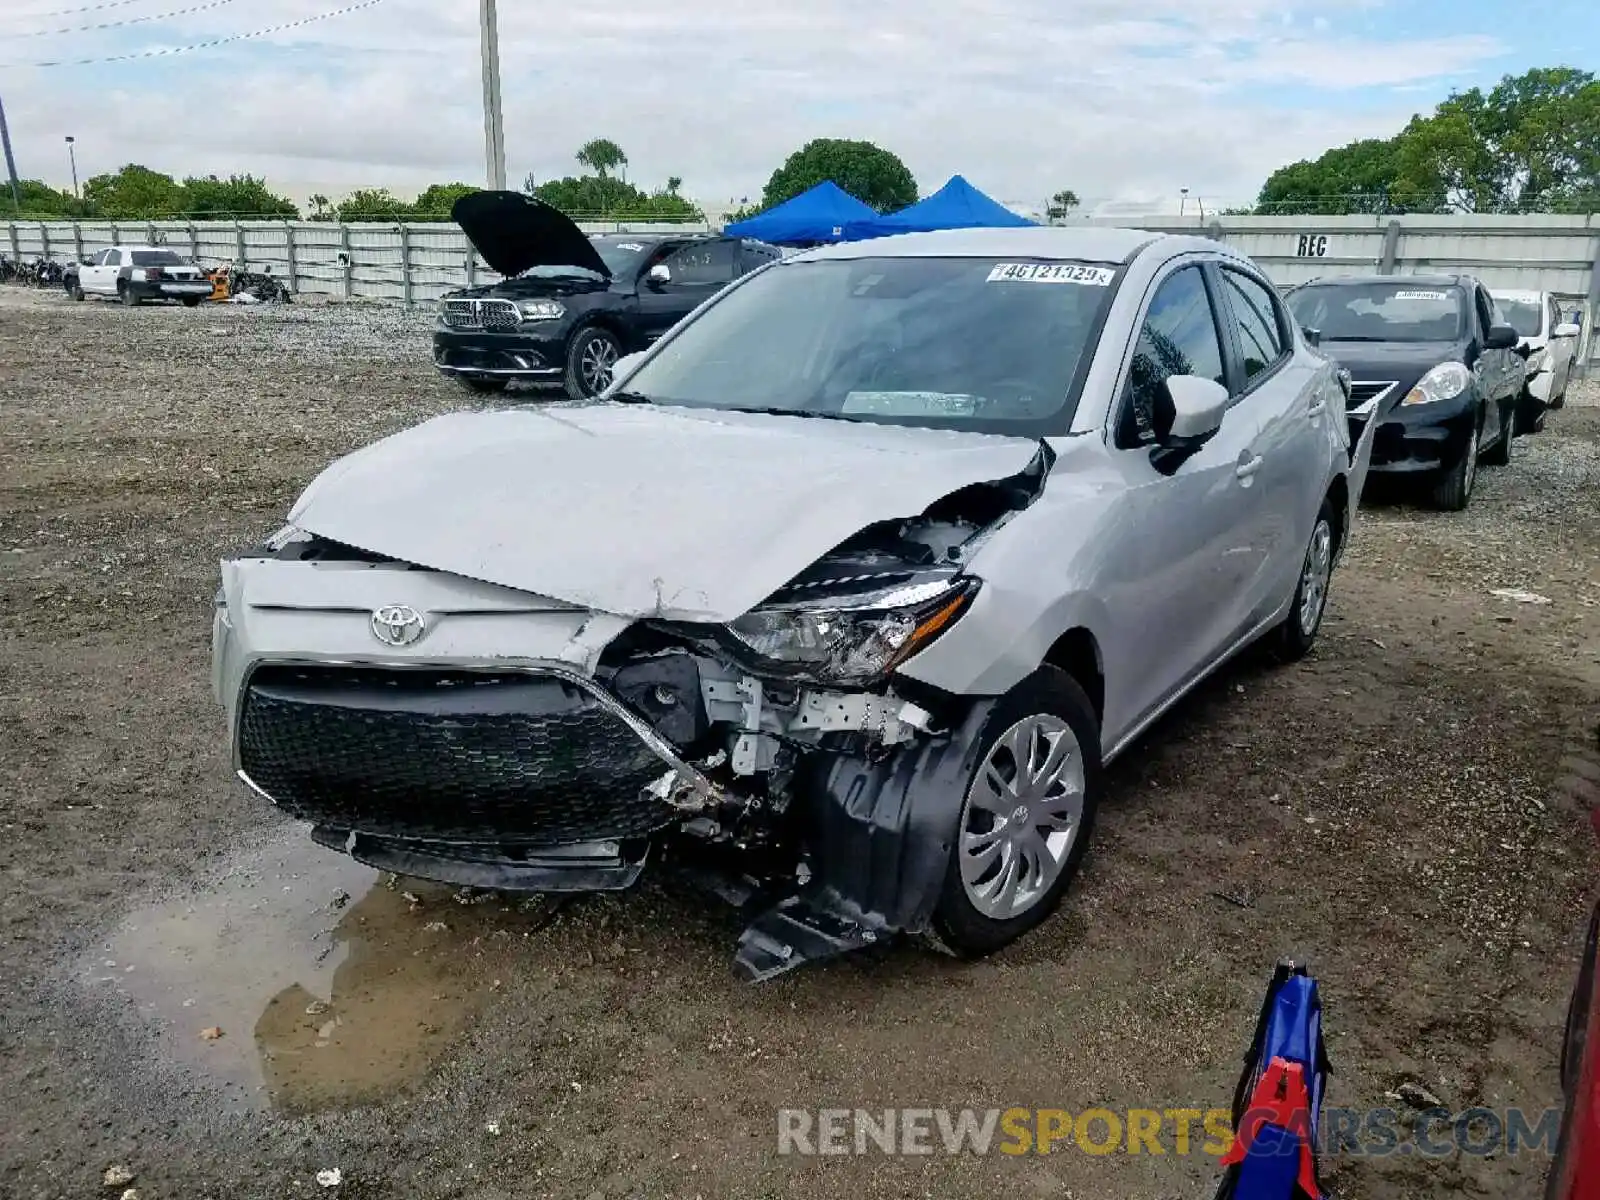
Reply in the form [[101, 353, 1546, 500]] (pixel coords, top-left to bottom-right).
[[6, 211, 1598, 368]]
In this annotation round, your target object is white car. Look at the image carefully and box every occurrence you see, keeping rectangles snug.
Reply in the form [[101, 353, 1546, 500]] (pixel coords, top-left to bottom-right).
[[213, 228, 1375, 980], [1494, 288, 1582, 427], [65, 245, 213, 307]]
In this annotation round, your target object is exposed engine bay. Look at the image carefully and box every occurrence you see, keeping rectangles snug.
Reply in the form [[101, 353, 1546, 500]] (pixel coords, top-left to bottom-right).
[[222, 446, 1051, 981]]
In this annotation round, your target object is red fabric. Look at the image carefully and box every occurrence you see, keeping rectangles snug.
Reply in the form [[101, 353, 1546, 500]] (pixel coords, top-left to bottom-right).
[[1219, 1056, 1320, 1199]]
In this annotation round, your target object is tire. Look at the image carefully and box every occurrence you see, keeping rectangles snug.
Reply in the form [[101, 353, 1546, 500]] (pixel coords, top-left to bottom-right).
[[564, 326, 620, 400], [118, 281, 138, 307], [182, 296, 202, 308], [1269, 498, 1336, 662], [1481, 401, 1514, 467], [69, 280, 84, 302], [1429, 419, 1479, 511], [929, 666, 1102, 958], [454, 376, 509, 396]]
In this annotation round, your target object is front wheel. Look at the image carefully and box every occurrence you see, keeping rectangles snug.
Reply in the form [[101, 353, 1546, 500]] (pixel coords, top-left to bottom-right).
[[1482, 402, 1515, 467], [1429, 420, 1479, 511], [1269, 499, 1335, 662], [929, 667, 1102, 958], [564, 326, 620, 400]]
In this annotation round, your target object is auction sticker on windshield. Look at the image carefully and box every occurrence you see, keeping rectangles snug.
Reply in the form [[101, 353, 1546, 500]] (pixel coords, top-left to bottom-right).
[[987, 263, 1114, 286], [1393, 290, 1451, 301]]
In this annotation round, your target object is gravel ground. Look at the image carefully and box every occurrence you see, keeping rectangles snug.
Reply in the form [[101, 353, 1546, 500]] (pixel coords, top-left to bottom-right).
[[2, 285, 1599, 1200]]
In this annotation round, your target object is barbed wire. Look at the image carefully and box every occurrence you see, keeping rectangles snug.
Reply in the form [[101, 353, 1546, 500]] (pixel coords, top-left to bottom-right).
[[7, 0, 242, 38], [4, 0, 386, 66], [3, 0, 154, 20]]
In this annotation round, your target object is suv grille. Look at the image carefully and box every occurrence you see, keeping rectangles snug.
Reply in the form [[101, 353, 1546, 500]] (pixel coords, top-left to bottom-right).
[[238, 666, 677, 846], [441, 298, 522, 330]]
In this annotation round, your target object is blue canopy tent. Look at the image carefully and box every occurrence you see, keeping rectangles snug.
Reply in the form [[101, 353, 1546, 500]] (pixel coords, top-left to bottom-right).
[[842, 175, 1035, 240], [721, 181, 878, 246]]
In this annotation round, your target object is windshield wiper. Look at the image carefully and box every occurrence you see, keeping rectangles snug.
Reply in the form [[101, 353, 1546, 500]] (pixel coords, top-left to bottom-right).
[[721, 405, 856, 422]]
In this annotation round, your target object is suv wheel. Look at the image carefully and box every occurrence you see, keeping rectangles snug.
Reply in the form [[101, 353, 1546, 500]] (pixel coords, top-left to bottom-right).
[[1430, 419, 1479, 511], [565, 326, 620, 400], [929, 667, 1101, 958], [1270, 498, 1335, 662]]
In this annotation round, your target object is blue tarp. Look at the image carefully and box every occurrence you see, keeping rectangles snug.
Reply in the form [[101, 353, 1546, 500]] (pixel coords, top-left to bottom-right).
[[842, 175, 1036, 241], [721, 181, 878, 246]]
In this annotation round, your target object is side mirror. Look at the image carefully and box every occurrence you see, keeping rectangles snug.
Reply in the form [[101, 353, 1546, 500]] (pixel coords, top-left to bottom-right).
[[1152, 375, 1228, 468], [1301, 325, 1322, 348], [1484, 323, 1520, 351], [645, 263, 671, 290], [1553, 322, 1581, 339]]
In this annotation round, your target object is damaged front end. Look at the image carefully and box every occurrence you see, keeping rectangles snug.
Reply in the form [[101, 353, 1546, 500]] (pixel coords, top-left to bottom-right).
[[221, 446, 1051, 981]]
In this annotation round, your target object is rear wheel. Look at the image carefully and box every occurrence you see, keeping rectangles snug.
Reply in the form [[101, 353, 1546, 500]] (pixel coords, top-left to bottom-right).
[[1482, 402, 1515, 467], [182, 296, 202, 308], [118, 281, 138, 307], [1429, 419, 1479, 511], [454, 376, 508, 396], [69, 279, 84, 302], [1269, 499, 1335, 662], [929, 667, 1101, 958]]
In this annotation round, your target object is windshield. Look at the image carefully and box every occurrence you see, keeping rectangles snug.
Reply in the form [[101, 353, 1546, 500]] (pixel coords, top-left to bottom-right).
[[1286, 281, 1466, 343], [131, 250, 187, 267], [591, 237, 654, 276], [1497, 298, 1543, 338], [616, 256, 1118, 435]]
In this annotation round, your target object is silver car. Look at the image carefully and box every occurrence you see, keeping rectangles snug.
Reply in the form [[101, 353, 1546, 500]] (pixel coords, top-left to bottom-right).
[[213, 228, 1375, 980]]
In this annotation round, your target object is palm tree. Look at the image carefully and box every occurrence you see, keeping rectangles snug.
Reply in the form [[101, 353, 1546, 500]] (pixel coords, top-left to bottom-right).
[[576, 139, 627, 179]]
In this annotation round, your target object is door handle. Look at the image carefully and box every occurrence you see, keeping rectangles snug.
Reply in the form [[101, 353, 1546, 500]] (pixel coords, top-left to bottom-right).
[[1235, 453, 1264, 480]]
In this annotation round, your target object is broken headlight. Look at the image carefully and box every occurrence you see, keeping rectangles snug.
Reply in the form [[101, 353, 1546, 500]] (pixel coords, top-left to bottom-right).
[[725, 577, 980, 686]]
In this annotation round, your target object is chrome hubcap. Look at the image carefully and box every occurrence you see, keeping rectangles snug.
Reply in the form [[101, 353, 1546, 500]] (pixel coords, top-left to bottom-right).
[[958, 714, 1085, 920], [580, 337, 617, 393], [1299, 518, 1333, 637]]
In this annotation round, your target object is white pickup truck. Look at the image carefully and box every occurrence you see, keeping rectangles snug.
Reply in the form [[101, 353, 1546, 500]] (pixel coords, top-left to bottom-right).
[[65, 245, 213, 307]]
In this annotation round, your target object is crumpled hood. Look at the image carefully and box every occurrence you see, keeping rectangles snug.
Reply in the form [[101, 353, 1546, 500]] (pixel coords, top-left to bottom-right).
[[288, 404, 1046, 623]]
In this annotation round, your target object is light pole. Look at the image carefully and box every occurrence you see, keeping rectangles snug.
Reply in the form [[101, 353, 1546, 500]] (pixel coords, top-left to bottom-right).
[[65, 136, 79, 198], [1179, 187, 1189, 217], [479, 0, 506, 190], [0, 93, 21, 211]]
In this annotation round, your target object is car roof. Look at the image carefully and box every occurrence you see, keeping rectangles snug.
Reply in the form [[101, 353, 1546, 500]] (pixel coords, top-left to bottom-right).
[[1295, 272, 1470, 288], [1491, 287, 1544, 302], [115, 245, 184, 254], [788, 226, 1166, 265]]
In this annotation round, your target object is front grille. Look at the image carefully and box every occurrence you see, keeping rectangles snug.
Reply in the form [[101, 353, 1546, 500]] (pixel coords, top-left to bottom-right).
[[238, 666, 676, 846], [1348, 381, 1398, 409], [440, 298, 522, 330]]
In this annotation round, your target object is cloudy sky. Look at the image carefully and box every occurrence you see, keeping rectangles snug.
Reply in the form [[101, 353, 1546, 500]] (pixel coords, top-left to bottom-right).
[[0, 0, 1593, 215]]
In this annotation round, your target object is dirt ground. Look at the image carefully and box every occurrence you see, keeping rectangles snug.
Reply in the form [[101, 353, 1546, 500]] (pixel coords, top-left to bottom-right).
[[2, 285, 1599, 1200]]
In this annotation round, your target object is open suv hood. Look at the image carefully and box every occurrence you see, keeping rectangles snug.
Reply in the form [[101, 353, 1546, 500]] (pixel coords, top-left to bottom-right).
[[287, 404, 1045, 623], [451, 190, 611, 280]]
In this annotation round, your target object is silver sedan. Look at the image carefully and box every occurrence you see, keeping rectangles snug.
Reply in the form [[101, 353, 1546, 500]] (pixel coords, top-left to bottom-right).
[[212, 227, 1376, 980]]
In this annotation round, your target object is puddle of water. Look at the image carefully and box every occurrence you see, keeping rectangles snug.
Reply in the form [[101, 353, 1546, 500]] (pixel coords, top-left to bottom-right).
[[84, 830, 509, 1114]]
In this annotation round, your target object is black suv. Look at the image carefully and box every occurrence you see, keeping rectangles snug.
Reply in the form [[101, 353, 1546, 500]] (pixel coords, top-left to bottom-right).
[[435, 191, 781, 400], [1284, 274, 1528, 511]]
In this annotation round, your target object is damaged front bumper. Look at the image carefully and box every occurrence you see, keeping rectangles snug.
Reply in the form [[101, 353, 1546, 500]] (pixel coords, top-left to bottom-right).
[[216, 556, 974, 981]]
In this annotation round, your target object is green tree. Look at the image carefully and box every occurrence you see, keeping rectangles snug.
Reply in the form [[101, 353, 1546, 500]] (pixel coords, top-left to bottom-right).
[[0, 179, 81, 217], [1046, 188, 1080, 220], [411, 182, 481, 221], [182, 174, 298, 218], [308, 193, 333, 221], [335, 188, 413, 221], [1256, 137, 1413, 214], [82, 164, 188, 218], [575, 138, 628, 179], [759, 139, 916, 213]]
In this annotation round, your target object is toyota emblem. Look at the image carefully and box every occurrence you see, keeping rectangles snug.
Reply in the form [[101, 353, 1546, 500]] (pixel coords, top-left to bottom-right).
[[370, 604, 426, 647]]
